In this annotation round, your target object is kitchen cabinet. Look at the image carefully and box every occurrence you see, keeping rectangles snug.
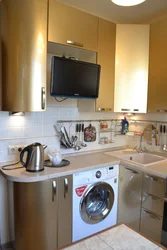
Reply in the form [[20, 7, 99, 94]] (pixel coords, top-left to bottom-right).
[[58, 175, 72, 249], [147, 17, 167, 113], [14, 175, 72, 250], [48, 1, 98, 52], [96, 18, 116, 112], [140, 208, 163, 243], [118, 165, 142, 231], [140, 173, 165, 243], [0, 0, 47, 112], [114, 25, 150, 113]]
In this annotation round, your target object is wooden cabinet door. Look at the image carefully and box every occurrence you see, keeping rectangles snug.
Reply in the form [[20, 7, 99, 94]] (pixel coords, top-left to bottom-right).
[[114, 25, 150, 113], [118, 165, 142, 232], [147, 17, 167, 113], [58, 175, 72, 249], [140, 208, 163, 243], [14, 179, 58, 250], [48, 1, 98, 52], [96, 18, 116, 112]]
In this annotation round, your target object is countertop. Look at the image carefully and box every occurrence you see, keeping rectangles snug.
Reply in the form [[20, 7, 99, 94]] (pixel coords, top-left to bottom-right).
[[1, 148, 167, 182], [61, 224, 165, 250]]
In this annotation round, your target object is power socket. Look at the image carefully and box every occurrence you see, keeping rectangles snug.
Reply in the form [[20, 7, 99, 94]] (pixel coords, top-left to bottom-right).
[[8, 146, 18, 155], [8, 144, 26, 155]]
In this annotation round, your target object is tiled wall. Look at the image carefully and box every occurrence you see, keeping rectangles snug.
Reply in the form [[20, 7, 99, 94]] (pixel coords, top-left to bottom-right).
[[0, 104, 128, 163]]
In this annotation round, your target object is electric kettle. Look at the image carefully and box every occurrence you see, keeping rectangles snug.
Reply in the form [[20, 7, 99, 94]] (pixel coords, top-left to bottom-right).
[[20, 143, 46, 172]]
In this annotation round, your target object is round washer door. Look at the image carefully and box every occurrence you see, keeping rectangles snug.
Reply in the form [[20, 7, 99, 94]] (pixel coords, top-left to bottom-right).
[[80, 182, 114, 224]]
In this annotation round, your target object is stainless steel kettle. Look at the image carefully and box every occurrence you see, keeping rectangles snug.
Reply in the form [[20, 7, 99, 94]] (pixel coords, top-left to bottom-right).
[[20, 143, 46, 172]]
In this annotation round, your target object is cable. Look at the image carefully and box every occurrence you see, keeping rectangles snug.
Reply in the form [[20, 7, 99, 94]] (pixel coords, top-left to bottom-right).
[[2, 161, 23, 170], [54, 97, 68, 102]]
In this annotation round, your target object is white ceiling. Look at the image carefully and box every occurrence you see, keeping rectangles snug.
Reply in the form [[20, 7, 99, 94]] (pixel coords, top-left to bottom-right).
[[57, 0, 167, 23]]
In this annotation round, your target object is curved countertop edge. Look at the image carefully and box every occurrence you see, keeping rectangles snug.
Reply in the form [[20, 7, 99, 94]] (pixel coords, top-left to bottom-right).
[[0, 153, 120, 183], [1, 149, 167, 182]]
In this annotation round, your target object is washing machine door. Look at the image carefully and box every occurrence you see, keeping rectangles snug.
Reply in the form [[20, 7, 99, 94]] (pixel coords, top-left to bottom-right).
[[80, 182, 114, 224]]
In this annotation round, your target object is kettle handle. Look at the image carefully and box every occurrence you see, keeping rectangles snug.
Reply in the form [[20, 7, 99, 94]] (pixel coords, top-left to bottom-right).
[[20, 147, 30, 167]]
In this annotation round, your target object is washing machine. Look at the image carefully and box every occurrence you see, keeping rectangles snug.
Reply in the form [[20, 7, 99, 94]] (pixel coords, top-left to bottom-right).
[[72, 164, 119, 242]]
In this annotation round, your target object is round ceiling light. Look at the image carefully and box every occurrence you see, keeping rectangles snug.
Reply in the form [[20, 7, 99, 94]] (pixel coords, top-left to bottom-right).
[[111, 0, 146, 6]]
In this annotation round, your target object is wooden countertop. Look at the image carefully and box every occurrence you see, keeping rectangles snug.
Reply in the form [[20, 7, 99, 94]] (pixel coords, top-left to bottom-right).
[[61, 224, 166, 250]]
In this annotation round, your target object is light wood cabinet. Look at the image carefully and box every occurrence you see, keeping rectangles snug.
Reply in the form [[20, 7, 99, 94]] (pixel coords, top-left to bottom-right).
[[48, 0, 98, 52], [58, 175, 72, 249], [96, 18, 116, 112], [147, 17, 167, 113], [14, 175, 72, 250], [114, 25, 150, 113], [140, 173, 165, 243], [118, 165, 142, 232]]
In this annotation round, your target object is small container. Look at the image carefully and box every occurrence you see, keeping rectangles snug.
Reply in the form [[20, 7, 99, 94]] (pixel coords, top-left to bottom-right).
[[122, 117, 129, 135], [100, 121, 108, 130]]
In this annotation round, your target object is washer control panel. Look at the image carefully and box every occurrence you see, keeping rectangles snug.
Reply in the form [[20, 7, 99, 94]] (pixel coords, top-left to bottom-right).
[[96, 170, 102, 179], [73, 165, 119, 186]]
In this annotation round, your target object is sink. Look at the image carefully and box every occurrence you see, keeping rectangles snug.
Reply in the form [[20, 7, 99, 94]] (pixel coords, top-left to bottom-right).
[[105, 150, 167, 167]]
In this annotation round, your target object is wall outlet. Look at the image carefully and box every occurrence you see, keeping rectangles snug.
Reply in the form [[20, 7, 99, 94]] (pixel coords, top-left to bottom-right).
[[8, 144, 26, 155], [8, 146, 18, 155]]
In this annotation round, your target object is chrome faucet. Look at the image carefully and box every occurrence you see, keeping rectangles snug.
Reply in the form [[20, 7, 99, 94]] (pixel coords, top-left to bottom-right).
[[133, 133, 145, 153]]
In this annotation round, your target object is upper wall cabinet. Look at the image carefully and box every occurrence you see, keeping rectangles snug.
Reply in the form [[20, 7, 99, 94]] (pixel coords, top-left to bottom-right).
[[48, 1, 98, 52], [0, 0, 47, 112], [114, 25, 150, 113], [96, 18, 116, 112], [147, 17, 167, 113]]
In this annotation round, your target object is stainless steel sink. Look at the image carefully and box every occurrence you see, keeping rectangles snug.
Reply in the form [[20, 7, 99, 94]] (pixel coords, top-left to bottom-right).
[[105, 150, 167, 167]]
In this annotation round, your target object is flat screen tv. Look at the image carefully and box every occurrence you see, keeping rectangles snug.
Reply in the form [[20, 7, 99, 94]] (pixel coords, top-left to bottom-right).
[[50, 56, 101, 99]]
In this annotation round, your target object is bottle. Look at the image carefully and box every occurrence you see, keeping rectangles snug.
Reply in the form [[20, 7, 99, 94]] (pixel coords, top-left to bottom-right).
[[122, 117, 129, 135]]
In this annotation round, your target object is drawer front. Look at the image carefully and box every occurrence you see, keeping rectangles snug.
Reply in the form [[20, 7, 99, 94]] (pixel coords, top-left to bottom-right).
[[143, 173, 165, 198], [142, 192, 164, 216], [140, 208, 163, 243]]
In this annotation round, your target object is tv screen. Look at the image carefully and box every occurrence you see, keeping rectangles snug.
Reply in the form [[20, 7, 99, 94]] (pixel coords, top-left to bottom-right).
[[50, 56, 101, 98]]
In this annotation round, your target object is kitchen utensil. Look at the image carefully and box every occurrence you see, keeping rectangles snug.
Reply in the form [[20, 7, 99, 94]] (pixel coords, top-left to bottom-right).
[[165, 125, 167, 147], [48, 151, 63, 165], [78, 123, 82, 145], [63, 126, 72, 146], [74, 124, 81, 150], [84, 124, 96, 142], [81, 123, 87, 147], [20, 143, 46, 172], [61, 127, 72, 148], [163, 125, 166, 151], [159, 124, 163, 146]]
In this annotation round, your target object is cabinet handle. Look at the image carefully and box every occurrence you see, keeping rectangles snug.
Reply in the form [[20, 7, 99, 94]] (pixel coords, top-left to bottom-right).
[[157, 109, 167, 113], [143, 209, 161, 220], [133, 109, 139, 112], [41, 87, 46, 110], [145, 175, 163, 182], [164, 197, 167, 203], [66, 40, 83, 47], [64, 178, 68, 198], [121, 109, 131, 111], [52, 181, 57, 202], [97, 108, 112, 112], [125, 167, 139, 175], [145, 192, 162, 201]]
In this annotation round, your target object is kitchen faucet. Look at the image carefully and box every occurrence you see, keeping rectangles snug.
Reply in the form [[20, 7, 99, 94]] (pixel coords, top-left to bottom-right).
[[133, 133, 145, 153]]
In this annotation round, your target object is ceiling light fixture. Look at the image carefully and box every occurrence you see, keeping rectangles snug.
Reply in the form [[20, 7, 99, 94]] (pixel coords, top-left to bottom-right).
[[111, 0, 145, 7]]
